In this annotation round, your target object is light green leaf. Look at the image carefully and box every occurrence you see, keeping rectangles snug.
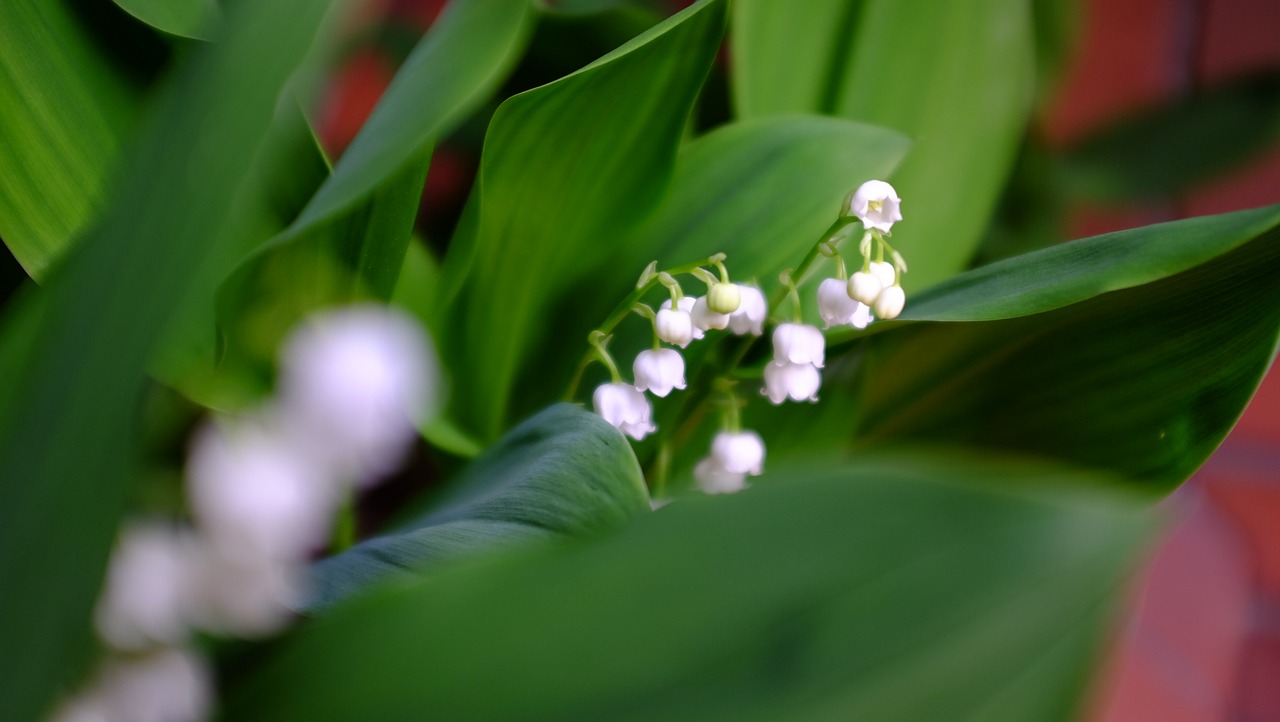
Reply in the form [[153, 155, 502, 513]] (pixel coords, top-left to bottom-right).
[[441, 0, 727, 440], [729, 0, 853, 118], [113, 0, 220, 40], [0, 0, 139, 279], [0, 1, 341, 717], [226, 451, 1148, 721], [307, 404, 649, 610]]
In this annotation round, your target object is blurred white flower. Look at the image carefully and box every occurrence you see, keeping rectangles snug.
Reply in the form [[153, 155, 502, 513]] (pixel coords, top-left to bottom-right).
[[771, 323, 825, 368], [874, 285, 906, 320], [710, 431, 765, 476], [762, 361, 821, 405], [817, 278, 860, 328], [691, 296, 730, 332], [633, 348, 686, 398], [188, 544, 303, 637], [187, 419, 336, 561], [654, 306, 694, 348], [593, 382, 655, 441], [727, 284, 767, 336], [869, 260, 896, 290], [848, 179, 903, 233], [278, 305, 437, 482], [660, 296, 704, 340], [851, 302, 874, 329], [847, 271, 882, 305], [96, 647, 212, 722], [694, 457, 748, 495], [707, 282, 741, 315], [94, 523, 197, 651], [47, 693, 110, 722]]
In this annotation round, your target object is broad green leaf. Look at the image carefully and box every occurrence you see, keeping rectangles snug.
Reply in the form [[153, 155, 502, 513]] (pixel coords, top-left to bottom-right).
[[226, 451, 1148, 721], [0, 0, 138, 279], [537, 0, 632, 15], [731, 0, 1037, 290], [307, 404, 648, 610], [113, 0, 220, 40], [442, 0, 727, 440], [0, 1, 340, 717], [1058, 71, 1280, 203]]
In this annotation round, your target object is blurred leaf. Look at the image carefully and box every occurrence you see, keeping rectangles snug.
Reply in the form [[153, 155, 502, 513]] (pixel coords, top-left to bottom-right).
[[307, 404, 648, 610], [800, 206, 1280, 491], [731, 0, 1036, 291], [1029, 0, 1081, 107], [0, 1, 340, 717], [0, 0, 139, 279], [441, 0, 727, 440], [1059, 71, 1280, 203], [227, 451, 1148, 721], [537, 0, 632, 15], [113, 0, 219, 39], [392, 238, 441, 333]]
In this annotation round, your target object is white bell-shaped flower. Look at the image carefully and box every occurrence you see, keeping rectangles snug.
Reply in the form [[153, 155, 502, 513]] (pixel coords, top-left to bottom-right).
[[694, 457, 748, 495], [654, 306, 694, 348], [851, 302, 874, 329], [772, 323, 825, 368], [278, 305, 437, 482], [633, 348, 686, 398], [848, 179, 903, 233], [848, 271, 882, 305], [727, 284, 767, 336], [95, 647, 212, 722], [691, 296, 730, 331], [817, 278, 860, 328], [874, 285, 906, 320], [187, 419, 337, 561], [94, 523, 198, 651], [593, 382, 656, 441], [869, 260, 896, 289], [710, 431, 765, 476], [661, 296, 703, 340], [188, 543, 303, 637], [762, 361, 821, 404]]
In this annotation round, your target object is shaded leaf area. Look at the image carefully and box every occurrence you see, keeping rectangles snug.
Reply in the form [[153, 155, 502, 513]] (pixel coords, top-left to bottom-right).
[[227, 452, 1148, 722], [0, 1, 341, 719], [0, 0, 139, 279], [731, 0, 1036, 290], [307, 404, 648, 610], [112, 0, 219, 39], [1059, 70, 1280, 203], [537, 0, 632, 15], [441, 0, 726, 441]]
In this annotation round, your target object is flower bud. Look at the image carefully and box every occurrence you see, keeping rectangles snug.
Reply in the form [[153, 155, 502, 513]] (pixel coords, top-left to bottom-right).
[[691, 296, 730, 331], [869, 261, 896, 289], [593, 382, 656, 441], [707, 282, 741, 315], [847, 179, 903, 232], [710, 430, 765, 476], [847, 272, 882, 305], [771, 323, 825, 368], [632, 348, 686, 398], [873, 285, 906, 320], [654, 307, 694, 348], [817, 278, 860, 328], [762, 361, 821, 404]]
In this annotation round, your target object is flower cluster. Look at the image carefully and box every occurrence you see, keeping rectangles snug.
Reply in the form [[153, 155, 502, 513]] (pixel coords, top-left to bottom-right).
[[52, 306, 436, 722]]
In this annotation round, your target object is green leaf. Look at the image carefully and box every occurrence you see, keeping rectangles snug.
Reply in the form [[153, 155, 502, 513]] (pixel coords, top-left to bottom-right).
[[112, 0, 220, 40], [0, 1, 341, 717], [441, 0, 727, 440], [1058, 71, 1280, 203], [226, 451, 1148, 721], [0, 0, 139, 279], [731, 0, 1037, 290], [307, 404, 649, 610], [826, 206, 1280, 491]]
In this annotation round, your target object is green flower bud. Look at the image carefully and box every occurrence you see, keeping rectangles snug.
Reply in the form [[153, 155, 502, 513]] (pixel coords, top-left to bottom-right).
[[707, 283, 741, 315]]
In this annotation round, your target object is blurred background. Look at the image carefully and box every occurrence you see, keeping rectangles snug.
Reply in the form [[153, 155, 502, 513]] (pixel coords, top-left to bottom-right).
[[2, 0, 1276, 718]]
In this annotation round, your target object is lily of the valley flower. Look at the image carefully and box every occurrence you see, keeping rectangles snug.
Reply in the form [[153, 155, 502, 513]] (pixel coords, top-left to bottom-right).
[[851, 301, 874, 329], [848, 179, 903, 233], [847, 271, 882, 305], [692, 296, 730, 331], [593, 382, 656, 440], [95, 523, 198, 651], [869, 260, 896, 289], [762, 361, 821, 404], [772, 323, 825, 368], [727, 284, 767, 336], [654, 306, 694, 347], [817, 278, 861, 328], [710, 430, 765, 476], [873, 285, 906, 320], [661, 296, 704, 340], [694, 457, 748, 495], [707, 282, 741, 315], [633, 348, 686, 397]]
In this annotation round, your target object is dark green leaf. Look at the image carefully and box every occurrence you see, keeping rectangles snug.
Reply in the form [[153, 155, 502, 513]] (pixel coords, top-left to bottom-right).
[[0, 0, 139, 279], [0, 1, 340, 717], [227, 451, 1148, 722], [441, 0, 727, 440], [307, 404, 649, 610], [112, 0, 219, 40]]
